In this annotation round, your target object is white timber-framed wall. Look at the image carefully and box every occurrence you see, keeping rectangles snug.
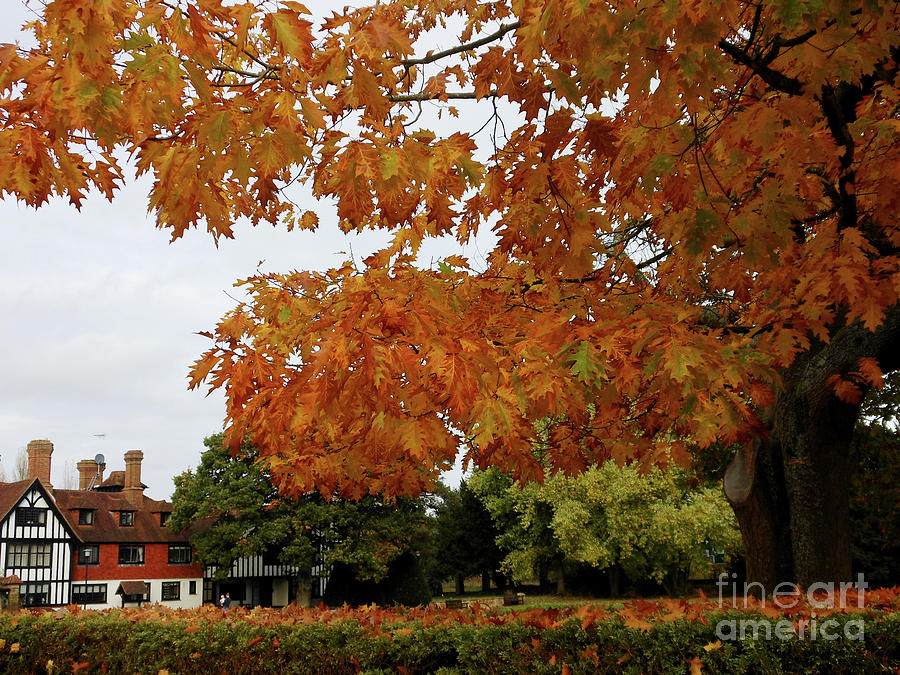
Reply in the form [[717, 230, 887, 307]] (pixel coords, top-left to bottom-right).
[[0, 481, 77, 607], [204, 555, 304, 608]]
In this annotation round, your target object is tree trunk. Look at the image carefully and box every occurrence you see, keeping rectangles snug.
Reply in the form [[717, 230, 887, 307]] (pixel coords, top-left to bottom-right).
[[454, 573, 465, 596], [481, 571, 491, 592], [554, 559, 566, 595], [725, 310, 900, 590], [608, 565, 621, 598], [724, 439, 794, 590], [294, 574, 312, 607]]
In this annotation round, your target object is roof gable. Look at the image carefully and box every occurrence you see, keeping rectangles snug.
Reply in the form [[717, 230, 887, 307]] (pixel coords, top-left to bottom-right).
[[0, 478, 82, 542]]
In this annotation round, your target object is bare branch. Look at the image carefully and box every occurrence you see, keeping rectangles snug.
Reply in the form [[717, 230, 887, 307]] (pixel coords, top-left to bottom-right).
[[401, 22, 520, 69]]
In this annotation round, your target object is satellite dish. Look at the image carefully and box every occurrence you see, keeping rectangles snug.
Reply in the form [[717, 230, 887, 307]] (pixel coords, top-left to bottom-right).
[[94, 453, 105, 466]]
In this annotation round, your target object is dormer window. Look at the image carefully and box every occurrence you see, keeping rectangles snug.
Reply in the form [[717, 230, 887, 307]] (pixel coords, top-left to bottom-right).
[[78, 509, 94, 525], [119, 511, 135, 527], [159, 512, 171, 526]]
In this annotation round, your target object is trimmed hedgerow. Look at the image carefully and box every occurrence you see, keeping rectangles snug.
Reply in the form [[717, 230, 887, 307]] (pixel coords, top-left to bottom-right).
[[0, 607, 896, 674]]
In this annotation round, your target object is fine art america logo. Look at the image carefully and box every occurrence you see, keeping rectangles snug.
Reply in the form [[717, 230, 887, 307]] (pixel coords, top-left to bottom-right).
[[714, 573, 868, 642]]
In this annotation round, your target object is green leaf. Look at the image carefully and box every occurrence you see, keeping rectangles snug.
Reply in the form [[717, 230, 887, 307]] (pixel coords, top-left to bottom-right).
[[203, 110, 231, 151], [568, 340, 605, 384]]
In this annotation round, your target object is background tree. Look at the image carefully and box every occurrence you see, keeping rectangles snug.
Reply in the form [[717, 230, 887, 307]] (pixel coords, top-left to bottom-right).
[[470, 463, 742, 596], [429, 480, 504, 595], [3, 1, 899, 587], [170, 434, 432, 606], [468, 468, 566, 593], [14, 447, 28, 482], [848, 371, 900, 587]]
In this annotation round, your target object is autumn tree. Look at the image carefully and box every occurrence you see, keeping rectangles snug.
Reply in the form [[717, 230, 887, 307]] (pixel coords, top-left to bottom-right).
[[2, 1, 899, 588]]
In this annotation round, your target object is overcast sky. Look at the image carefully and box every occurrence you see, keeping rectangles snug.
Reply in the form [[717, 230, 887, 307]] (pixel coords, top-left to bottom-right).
[[0, 2, 485, 498]]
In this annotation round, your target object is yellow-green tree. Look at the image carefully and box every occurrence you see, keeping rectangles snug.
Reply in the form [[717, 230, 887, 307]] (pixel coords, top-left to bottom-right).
[[470, 462, 742, 595]]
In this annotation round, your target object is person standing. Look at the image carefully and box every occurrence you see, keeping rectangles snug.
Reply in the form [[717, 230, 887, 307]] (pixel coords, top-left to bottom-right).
[[223, 592, 232, 611]]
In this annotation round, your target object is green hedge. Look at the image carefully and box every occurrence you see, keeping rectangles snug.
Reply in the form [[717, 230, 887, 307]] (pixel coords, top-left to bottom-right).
[[0, 610, 896, 674]]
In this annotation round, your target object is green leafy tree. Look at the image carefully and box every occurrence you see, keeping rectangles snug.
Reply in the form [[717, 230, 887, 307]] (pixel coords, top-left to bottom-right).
[[430, 480, 504, 594], [468, 469, 568, 593], [169, 434, 432, 605], [849, 371, 900, 587], [548, 463, 742, 596], [471, 463, 742, 596]]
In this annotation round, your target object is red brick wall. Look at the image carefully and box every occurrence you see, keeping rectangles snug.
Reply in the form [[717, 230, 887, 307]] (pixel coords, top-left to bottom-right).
[[73, 543, 203, 582]]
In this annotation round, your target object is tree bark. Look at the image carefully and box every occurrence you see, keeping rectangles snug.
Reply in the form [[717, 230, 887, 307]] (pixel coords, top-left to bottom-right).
[[724, 438, 794, 590], [554, 559, 566, 595], [294, 574, 312, 607], [725, 309, 900, 589], [608, 565, 621, 598]]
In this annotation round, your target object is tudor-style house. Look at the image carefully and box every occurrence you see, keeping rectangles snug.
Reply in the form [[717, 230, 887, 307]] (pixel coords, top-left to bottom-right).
[[0, 439, 311, 611], [0, 440, 204, 609], [0, 468, 77, 607]]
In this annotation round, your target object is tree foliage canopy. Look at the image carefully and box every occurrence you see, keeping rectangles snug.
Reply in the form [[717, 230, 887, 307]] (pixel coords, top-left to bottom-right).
[[2, 1, 899, 498], [170, 434, 430, 583], [469, 462, 742, 593]]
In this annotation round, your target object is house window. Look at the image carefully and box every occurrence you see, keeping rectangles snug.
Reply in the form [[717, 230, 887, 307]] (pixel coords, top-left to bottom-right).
[[168, 544, 192, 565], [161, 581, 180, 601], [73, 583, 107, 605], [189, 580, 197, 595], [6, 543, 51, 569], [160, 512, 171, 526], [20, 582, 50, 607], [78, 545, 100, 566], [15, 507, 47, 527], [119, 511, 135, 527], [118, 544, 145, 565], [78, 509, 94, 525]]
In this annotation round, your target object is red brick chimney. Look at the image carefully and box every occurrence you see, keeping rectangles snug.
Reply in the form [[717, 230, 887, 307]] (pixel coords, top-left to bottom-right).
[[26, 440, 53, 489], [76, 460, 95, 490], [123, 450, 144, 505], [76, 458, 105, 490]]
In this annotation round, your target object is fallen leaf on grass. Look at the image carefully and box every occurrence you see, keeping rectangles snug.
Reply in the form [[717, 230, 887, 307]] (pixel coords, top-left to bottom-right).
[[688, 655, 704, 674]]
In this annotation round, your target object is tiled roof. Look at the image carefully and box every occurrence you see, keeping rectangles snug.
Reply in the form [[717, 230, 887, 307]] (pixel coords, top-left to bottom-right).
[[53, 490, 186, 543], [95, 471, 147, 491], [116, 580, 148, 596], [0, 480, 34, 524], [98, 471, 125, 489]]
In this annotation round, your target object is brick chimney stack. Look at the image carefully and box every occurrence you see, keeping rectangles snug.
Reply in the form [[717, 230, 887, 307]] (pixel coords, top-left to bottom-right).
[[76, 460, 95, 490], [76, 458, 105, 490], [123, 450, 144, 505], [26, 440, 53, 489]]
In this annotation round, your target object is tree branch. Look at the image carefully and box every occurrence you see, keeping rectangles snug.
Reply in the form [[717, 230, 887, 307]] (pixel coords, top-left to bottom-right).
[[389, 90, 493, 102], [718, 38, 804, 95], [401, 22, 521, 69]]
